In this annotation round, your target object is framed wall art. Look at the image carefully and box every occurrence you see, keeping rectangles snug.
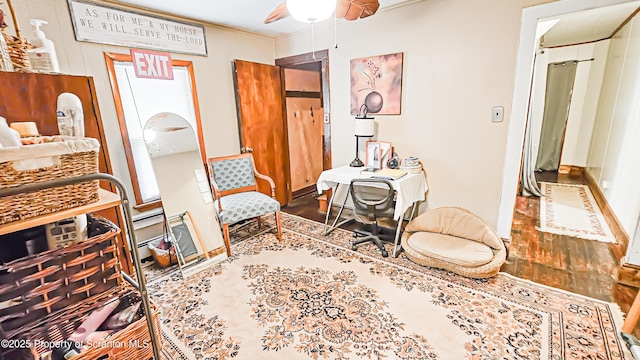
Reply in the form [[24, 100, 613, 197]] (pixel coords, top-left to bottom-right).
[[350, 52, 403, 115]]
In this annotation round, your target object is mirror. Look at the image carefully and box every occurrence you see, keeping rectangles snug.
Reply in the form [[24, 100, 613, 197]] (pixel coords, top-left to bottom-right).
[[143, 112, 225, 278]]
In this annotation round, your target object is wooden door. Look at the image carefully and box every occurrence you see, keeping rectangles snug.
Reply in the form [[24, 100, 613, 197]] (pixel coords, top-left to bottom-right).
[[233, 60, 291, 205]]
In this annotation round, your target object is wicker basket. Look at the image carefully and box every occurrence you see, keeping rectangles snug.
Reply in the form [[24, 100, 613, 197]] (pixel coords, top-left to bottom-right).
[[0, 0, 33, 72], [0, 136, 100, 225], [0, 215, 162, 360], [149, 237, 177, 268]]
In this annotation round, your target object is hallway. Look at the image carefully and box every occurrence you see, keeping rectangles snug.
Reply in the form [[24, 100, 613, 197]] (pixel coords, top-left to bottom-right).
[[503, 170, 637, 322]]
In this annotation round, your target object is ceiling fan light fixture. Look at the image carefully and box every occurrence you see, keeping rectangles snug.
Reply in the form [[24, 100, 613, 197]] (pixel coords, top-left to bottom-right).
[[286, 0, 337, 23]]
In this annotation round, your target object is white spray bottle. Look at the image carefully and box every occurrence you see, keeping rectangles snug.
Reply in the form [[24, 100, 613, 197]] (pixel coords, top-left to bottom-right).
[[27, 19, 60, 73]]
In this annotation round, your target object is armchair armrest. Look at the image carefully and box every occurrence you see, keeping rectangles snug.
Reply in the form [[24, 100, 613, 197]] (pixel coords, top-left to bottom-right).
[[254, 171, 276, 198]]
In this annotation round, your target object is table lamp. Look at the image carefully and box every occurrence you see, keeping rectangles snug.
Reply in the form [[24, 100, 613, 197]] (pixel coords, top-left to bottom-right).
[[350, 105, 375, 167]]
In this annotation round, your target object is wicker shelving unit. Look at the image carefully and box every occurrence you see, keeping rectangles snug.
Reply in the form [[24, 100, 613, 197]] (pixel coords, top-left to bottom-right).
[[0, 173, 161, 359]]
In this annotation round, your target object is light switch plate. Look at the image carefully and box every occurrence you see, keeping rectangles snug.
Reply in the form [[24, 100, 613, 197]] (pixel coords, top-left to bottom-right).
[[491, 106, 504, 122]]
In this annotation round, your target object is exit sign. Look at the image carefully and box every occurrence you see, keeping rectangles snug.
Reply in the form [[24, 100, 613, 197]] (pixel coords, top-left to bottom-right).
[[130, 48, 173, 80]]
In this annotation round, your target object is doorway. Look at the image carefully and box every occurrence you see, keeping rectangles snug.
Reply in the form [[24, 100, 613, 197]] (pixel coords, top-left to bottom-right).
[[497, 0, 640, 240], [276, 50, 332, 198], [233, 50, 331, 205]]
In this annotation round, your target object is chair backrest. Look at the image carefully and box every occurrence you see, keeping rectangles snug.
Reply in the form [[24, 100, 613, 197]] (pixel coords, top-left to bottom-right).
[[349, 178, 395, 221], [209, 153, 257, 194]]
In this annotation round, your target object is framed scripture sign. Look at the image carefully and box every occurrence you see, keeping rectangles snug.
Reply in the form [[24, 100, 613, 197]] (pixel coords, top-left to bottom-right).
[[67, 0, 207, 56]]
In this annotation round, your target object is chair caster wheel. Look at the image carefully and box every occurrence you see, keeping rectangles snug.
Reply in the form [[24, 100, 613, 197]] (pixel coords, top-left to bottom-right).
[[351, 244, 357, 251], [382, 250, 388, 257]]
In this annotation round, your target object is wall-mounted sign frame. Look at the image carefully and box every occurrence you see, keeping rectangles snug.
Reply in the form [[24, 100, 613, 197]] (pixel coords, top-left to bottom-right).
[[67, 0, 207, 56]]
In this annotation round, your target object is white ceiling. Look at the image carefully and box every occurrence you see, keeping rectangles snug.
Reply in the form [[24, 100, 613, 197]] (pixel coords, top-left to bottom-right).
[[541, 1, 640, 48], [112, 0, 419, 37], [109, 0, 640, 47]]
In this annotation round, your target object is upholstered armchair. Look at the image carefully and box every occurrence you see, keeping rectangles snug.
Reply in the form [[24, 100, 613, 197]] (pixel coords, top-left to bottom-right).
[[401, 207, 507, 278], [208, 153, 282, 256]]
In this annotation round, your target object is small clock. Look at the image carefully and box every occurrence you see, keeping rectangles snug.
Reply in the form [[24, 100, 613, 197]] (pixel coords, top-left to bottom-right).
[[387, 152, 400, 169]]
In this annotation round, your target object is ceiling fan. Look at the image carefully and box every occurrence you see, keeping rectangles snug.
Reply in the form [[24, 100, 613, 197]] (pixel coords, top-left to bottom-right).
[[264, 0, 380, 24]]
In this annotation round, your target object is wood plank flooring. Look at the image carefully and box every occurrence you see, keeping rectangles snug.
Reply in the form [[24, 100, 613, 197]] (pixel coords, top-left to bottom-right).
[[282, 174, 639, 333]]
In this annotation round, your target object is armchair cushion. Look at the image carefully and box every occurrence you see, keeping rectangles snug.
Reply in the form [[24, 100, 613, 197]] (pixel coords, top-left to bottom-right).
[[210, 157, 256, 191], [216, 191, 280, 225], [405, 232, 494, 267]]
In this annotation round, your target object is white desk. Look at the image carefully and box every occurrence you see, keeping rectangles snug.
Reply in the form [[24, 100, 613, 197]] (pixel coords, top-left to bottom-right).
[[316, 166, 428, 256]]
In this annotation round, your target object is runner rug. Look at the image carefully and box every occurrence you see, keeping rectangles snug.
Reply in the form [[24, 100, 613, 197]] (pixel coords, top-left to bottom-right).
[[149, 213, 628, 359], [539, 182, 616, 243]]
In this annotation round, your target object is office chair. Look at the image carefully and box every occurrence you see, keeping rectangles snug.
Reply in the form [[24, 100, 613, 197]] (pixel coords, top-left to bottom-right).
[[349, 178, 396, 257]]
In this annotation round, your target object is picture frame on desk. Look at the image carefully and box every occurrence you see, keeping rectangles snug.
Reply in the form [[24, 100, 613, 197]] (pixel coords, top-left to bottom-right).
[[366, 141, 392, 169]]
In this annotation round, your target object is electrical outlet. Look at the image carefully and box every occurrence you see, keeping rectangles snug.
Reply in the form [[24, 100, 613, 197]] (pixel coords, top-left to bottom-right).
[[602, 180, 610, 189], [491, 106, 504, 123]]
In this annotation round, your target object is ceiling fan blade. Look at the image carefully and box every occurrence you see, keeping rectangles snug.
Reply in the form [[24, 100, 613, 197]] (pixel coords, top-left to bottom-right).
[[264, 2, 290, 24], [337, 0, 380, 21]]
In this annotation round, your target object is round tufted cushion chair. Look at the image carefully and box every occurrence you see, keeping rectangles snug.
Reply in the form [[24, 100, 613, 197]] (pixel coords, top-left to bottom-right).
[[401, 207, 507, 278]]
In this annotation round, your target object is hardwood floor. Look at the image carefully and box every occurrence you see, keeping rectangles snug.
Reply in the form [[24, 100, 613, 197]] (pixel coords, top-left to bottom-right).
[[282, 175, 639, 333], [503, 172, 634, 304]]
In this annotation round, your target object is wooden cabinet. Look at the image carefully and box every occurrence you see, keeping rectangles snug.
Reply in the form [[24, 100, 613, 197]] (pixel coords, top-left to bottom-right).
[[0, 72, 133, 274]]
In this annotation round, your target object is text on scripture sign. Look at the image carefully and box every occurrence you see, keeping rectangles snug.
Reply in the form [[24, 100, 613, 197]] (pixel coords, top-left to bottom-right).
[[68, 0, 207, 56]]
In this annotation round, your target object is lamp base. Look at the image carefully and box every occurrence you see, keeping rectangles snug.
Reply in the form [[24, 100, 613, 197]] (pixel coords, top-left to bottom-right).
[[350, 157, 365, 167]]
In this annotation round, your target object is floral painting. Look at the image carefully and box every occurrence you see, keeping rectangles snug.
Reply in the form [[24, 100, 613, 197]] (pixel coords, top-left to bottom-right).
[[350, 52, 403, 115]]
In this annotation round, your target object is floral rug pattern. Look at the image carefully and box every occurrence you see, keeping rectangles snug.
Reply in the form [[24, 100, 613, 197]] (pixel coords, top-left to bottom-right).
[[147, 213, 628, 360], [244, 264, 437, 359]]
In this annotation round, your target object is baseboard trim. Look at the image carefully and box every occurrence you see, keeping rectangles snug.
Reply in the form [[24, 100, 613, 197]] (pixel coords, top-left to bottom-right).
[[583, 170, 630, 260]]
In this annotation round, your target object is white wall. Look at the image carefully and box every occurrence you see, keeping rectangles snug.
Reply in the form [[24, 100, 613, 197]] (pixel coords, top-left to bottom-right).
[[276, 0, 542, 226], [586, 13, 640, 262], [3, 0, 275, 238], [527, 42, 608, 168]]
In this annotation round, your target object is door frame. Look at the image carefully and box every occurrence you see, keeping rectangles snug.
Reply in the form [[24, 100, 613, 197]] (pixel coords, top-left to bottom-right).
[[276, 50, 332, 174]]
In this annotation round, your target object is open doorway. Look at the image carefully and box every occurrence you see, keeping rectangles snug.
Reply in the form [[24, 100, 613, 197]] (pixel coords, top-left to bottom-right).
[[276, 50, 332, 199], [232, 51, 331, 207], [498, 0, 640, 309], [498, 0, 640, 245], [517, 2, 640, 257]]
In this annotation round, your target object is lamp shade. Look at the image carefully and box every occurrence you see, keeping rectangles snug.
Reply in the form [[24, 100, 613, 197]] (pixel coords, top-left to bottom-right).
[[354, 118, 375, 137], [286, 0, 337, 23]]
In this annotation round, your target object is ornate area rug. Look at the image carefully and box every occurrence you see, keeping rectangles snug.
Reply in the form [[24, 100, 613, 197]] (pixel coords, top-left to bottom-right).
[[148, 213, 628, 359], [539, 182, 616, 242]]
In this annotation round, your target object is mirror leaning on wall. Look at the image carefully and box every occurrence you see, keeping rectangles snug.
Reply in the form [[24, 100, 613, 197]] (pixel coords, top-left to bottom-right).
[[143, 112, 225, 278]]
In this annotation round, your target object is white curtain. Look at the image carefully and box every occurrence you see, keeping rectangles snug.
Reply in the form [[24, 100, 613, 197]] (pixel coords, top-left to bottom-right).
[[521, 54, 543, 197]]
